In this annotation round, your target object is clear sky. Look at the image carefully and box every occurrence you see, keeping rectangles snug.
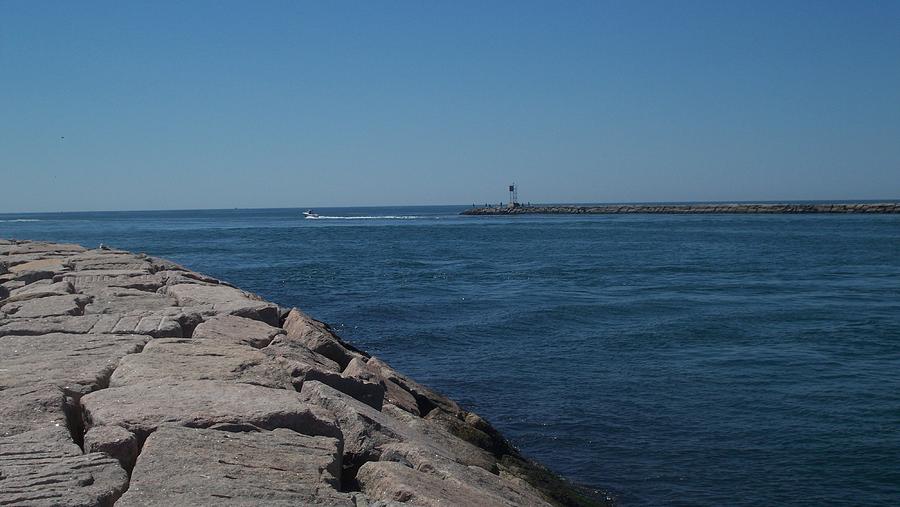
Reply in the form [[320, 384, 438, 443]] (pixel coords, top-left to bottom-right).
[[2, 1, 899, 212]]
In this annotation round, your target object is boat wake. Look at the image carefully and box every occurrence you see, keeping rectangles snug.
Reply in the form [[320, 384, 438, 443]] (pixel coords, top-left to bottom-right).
[[0, 219, 42, 222], [306, 215, 423, 220]]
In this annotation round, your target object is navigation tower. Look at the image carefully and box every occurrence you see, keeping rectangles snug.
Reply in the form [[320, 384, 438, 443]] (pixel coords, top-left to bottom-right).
[[508, 184, 519, 208]]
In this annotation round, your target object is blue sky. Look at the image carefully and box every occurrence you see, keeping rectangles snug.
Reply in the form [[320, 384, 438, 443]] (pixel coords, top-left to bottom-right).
[[2, 1, 899, 212]]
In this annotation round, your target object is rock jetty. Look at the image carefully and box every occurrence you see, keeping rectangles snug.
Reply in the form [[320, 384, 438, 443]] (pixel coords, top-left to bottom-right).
[[462, 202, 900, 215], [0, 239, 603, 506]]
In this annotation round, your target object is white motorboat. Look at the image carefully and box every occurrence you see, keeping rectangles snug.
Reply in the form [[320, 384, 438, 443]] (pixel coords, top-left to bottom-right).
[[303, 209, 319, 219]]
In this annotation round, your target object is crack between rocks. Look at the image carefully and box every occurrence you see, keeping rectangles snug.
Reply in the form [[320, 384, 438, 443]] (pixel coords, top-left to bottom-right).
[[62, 393, 85, 452], [339, 451, 378, 493], [215, 459, 290, 472], [68, 335, 155, 504]]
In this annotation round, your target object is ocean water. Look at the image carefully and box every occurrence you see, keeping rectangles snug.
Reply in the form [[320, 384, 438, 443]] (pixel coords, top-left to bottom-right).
[[2, 206, 899, 506]]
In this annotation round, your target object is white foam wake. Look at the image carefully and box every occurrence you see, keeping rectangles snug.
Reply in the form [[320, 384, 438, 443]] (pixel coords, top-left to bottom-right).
[[305, 215, 422, 220], [0, 219, 42, 222]]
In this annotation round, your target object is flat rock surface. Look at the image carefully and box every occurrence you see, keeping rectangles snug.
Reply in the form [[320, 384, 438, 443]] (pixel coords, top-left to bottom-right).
[[65, 252, 151, 272], [191, 313, 285, 348], [2, 242, 85, 255], [0, 294, 91, 318], [8, 257, 66, 273], [0, 383, 71, 437], [81, 287, 174, 314], [377, 443, 551, 506], [0, 332, 149, 394], [81, 380, 339, 439], [164, 283, 279, 326], [59, 270, 161, 292], [0, 314, 166, 337], [0, 426, 82, 465], [0, 452, 128, 507], [109, 338, 297, 389], [117, 425, 351, 506], [357, 459, 549, 507], [0, 420, 128, 507], [1, 269, 57, 286], [6, 280, 74, 303]]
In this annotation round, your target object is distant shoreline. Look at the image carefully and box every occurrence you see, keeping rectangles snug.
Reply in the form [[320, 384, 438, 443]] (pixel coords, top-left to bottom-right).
[[461, 202, 900, 215]]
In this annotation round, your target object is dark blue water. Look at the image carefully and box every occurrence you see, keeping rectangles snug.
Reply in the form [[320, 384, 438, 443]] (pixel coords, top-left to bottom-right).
[[3, 206, 899, 506]]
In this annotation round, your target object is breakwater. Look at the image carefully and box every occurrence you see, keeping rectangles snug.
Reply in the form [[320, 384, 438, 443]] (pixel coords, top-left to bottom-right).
[[462, 202, 900, 215], [0, 239, 603, 506]]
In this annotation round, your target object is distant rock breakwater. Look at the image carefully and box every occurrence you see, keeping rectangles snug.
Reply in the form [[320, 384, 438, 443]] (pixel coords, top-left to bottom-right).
[[462, 202, 900, 215], [0, 239, 606, 506]]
